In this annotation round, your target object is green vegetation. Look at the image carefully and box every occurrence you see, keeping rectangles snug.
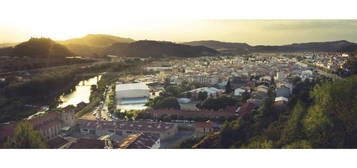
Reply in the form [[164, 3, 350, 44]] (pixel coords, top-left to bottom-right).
[[107, 85, 116, 114], [196, 95, 239, 111], [225, 80, 233, 94], [197, 91, 208, 101], [146, 96, 180, 110], [114, 110, 153, 121], [345, 53, 357, 76], [3, 121, 47, 149], [184, 76, 357, 148]]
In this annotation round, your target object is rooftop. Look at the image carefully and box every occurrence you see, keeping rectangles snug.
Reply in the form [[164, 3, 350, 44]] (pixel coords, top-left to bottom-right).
[[78, 119, 176, 132], [119, 133, 159, 149], [115, 83, 150, 92]]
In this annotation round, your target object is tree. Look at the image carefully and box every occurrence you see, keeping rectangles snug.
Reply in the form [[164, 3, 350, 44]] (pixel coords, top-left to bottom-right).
[[90, 85, 97, 93], [282, 140, 312, 149], [146, 96, 180, 110], [345, 54, 357, 75], [184, 92, 192, 98], [115, 110, 126, 119], [163, 77, 171, 88], [240, 91, 250, 103], [267, 87, 275, 97], [225, 80, 233, 94], [196, 96, 238, 111], [279, 101, 307, 145], [197, 91, 208, 101], [303, 76, 357, 148], [3, 121, 47, 148]]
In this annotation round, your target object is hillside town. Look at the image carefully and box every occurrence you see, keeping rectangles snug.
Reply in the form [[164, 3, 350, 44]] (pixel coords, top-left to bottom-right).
[[1, 51, 350, 149]]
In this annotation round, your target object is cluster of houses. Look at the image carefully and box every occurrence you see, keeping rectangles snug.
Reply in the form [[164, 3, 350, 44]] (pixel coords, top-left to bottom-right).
[[303, 52, 349, 72], [137, 55, 324, 119]]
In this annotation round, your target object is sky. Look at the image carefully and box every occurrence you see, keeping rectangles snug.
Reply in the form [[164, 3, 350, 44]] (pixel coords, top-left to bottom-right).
[[1, 0, 357, 45]]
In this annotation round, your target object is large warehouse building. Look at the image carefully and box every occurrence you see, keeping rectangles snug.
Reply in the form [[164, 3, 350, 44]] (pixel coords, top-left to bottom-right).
[[115, 83, 150, 111], [115, 83, 150, 99]]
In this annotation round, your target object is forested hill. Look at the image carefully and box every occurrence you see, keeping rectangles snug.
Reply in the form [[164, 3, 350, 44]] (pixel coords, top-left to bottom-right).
[[182, 40, 251, 54], [11, 38, 74, 58], [103, 40, 219, 58], [183, 40, 357, 53], [59, 34, 135, 57], [252, 40, 357, 52], [61, 34, 134, 47]]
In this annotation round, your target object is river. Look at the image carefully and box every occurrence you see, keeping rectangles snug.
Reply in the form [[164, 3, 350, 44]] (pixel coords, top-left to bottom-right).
[[57, 75, 102, 108]]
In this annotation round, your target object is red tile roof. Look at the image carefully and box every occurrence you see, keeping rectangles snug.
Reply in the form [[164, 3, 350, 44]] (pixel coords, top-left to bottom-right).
[[47, 137, 68, 148], [195, 120, 214, 128], [145, 108, 237, 117], [237, 103, 256, 116], [78, 119, 176, 132], [119, 133, 159, 149], [68, 139, 106, 149]]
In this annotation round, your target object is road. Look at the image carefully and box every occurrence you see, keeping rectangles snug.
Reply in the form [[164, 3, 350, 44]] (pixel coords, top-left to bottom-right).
[[101, 87, 112, 121]]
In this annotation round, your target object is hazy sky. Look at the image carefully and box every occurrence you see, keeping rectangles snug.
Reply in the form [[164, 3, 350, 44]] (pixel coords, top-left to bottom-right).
[[1, 0, 357, 45]]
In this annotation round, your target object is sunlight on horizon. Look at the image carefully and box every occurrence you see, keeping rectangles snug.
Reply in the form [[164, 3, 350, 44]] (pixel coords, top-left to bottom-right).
[[1, 0, 357, 44]]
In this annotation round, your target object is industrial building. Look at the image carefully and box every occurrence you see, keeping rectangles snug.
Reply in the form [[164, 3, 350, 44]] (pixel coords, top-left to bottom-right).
[[115, 83, 150, 110], [115, 83, 150, 99]]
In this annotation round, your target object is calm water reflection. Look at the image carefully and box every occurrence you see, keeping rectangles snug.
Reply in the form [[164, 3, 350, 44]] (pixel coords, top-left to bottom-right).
[[58, 75, 101, 108]]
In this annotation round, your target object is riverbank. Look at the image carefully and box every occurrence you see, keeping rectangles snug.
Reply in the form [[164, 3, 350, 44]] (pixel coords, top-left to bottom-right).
[[0, 61, 131, 123]]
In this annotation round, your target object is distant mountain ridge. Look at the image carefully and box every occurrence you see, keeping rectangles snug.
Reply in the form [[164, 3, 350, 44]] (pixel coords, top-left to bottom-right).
[[252, 40, 357, 52], [11, 37, 74, 58], [2, 34, 357, 59], [60, 34, 134, 47], [182, 40, 251, 54], [103, 40, 219, 58], [59, 34, 135, 57], [183, 40, 357, 53]]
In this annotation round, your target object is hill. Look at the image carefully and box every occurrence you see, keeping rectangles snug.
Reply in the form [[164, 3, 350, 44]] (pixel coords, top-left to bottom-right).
[[0, 42, 18, 48], [59, 34, 135, 57], [0, 47, 13, 56], [12, 38, 74, 58], [252, 40, 356, 52], [184, 40, 357, 53], [61, 34, 134, 47], [103, 40, 219, 58], [0, 38, 96, 72], [338, 43, 357, 53], [183, 40, 251, 54]]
